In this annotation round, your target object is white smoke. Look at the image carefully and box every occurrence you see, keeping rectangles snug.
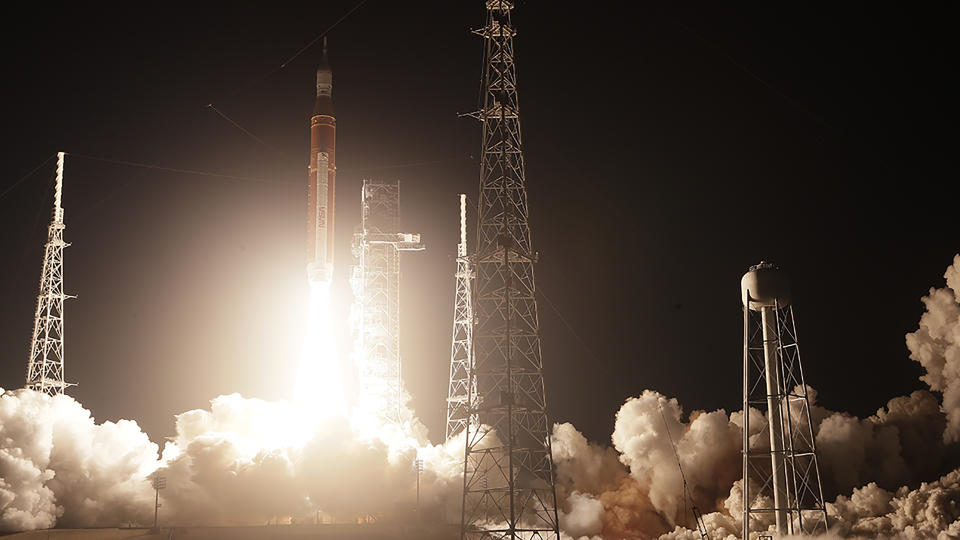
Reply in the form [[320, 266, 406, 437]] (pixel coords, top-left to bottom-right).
[[558, 491, 604, 540], [0, 389, 157, 530], [827, 468, 960, 538], [907, 254, 960, 443], [0, 389, 465, 531]]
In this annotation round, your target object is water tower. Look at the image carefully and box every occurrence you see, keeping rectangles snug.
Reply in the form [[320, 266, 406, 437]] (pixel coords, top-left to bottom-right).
[[741, 262, 828, 538]]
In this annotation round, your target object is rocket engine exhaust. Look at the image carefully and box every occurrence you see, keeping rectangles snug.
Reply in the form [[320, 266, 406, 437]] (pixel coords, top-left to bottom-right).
[[307, 38, 336, 283]]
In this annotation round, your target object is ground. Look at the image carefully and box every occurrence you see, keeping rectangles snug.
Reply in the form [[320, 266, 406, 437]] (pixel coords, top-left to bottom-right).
[[0, 524, 459, 540]]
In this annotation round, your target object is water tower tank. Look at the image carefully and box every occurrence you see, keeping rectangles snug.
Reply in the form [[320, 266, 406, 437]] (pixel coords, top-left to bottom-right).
[[741, 261, 791, 311]]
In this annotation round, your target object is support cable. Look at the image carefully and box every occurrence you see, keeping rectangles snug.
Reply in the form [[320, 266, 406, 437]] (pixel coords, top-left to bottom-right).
[[0, 154, 56, 202], [657, 399, 709, 540], [536, 286, 603, 366], [205, 104, 281, 154], [65, 153, 287, 185], [279, 0, 369, 69], [206, 0, 369, 140]]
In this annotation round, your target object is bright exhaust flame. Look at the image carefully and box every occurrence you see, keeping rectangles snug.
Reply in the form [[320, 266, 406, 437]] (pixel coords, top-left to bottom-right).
[[294, 280, 347, 419]]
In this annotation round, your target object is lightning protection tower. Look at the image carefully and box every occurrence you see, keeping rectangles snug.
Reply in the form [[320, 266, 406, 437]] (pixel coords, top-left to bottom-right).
[[741, 262, 828, 538], [459, 1, 560, 538], [26, 152, 75, 395], [446, 194, 475, 441], [350, 179, 424, 425]]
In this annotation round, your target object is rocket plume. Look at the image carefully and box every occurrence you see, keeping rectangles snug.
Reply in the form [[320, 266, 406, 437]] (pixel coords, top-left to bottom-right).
[[294, 280, 347, 420]]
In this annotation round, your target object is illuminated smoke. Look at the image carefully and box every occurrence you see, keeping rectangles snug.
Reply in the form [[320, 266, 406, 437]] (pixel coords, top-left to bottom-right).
[[0, 389, 156, 530], [906, 254, 960, 443]]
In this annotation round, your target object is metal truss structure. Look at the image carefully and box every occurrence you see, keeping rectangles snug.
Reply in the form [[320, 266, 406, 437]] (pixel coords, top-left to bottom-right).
[[26, 152, 75, 396], [350, 179, 424, 425], [742, 265, 828, 538], [459, 2, 560, 538], [446, 194, 475, 441]]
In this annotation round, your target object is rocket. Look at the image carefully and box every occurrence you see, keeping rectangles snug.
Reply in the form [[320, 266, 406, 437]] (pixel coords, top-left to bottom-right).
[[307, 38, 336, 283]]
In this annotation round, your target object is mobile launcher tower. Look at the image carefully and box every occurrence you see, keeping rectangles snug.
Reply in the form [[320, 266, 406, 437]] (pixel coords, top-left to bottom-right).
[[350, 180, 424, 425], [741, 262, 828, 537]]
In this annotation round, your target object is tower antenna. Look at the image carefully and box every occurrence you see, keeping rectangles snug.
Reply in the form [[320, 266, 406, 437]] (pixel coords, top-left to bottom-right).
[[458, 2, 560, 538], [26, 151, 76, 395]]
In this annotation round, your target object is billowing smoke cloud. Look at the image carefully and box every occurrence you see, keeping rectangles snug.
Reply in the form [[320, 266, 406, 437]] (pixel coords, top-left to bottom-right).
[[0, 390, 464, 531], [827, 468, 960, 538], [0, 389, 156, 530], [907, 254, 960, 443]]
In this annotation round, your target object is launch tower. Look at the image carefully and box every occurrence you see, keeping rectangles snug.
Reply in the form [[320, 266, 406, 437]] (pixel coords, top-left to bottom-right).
[[445, 194, 475, 441], [350, 180, 424, 425], [741, 262, 828, 537], [26, 152, 75, 395], [458, 2, 560, 538]]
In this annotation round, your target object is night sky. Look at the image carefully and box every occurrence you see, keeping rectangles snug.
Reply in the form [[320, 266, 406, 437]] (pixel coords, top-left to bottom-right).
[[1, 2, 957, 447]]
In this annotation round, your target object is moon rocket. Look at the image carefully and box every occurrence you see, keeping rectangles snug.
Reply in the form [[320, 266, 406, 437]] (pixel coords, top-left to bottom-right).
[[307, 39, 336, 283]]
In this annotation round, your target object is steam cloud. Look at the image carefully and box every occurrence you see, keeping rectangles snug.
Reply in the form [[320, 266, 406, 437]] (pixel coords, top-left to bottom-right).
[[0, 391, 463, 531], [1, 255, 959, 536]]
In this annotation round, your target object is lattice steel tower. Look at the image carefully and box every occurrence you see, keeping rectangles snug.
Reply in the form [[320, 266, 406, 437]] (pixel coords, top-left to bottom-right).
[[26, 152, 75, 395], [741, 262, 828, 538], [350, 179, 424, 425], [446, 194, 475, 441], [459, 2, 560, 538]]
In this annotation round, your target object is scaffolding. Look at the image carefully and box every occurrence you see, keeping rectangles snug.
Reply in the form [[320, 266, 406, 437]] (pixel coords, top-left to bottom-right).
[[26, 152, 75, 396], [350, 179, 424, 425]]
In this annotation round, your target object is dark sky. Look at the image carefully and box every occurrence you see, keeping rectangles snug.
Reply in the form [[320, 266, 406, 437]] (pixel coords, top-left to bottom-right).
[[1, 2, 957, 446]]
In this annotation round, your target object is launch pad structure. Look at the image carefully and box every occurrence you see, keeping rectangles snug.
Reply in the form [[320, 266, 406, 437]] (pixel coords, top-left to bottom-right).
[[445, 194, 474, 442], [454, 1, 561, 539], [26, 152, 74, 396], [350, 179, 424, 425]]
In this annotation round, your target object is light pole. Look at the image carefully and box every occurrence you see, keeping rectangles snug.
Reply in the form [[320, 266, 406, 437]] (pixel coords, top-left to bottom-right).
[[151, 472, 166, 529], [414, 458, 424, 521]]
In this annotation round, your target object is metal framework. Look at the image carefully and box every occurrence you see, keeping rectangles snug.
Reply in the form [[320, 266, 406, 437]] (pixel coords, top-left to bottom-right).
[[350, 179, 424, 425], [459, 2, 560, 538], [26, 152, 75, 396], [742, 274, 828, 538], [446, 194, 475, 441]]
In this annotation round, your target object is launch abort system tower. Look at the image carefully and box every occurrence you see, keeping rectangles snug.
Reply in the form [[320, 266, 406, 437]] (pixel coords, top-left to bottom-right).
[[741, 262, 828, 537], [26, 152, 75, 395], [350, 180, 424, 425], [458, 2, 560, 538]]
